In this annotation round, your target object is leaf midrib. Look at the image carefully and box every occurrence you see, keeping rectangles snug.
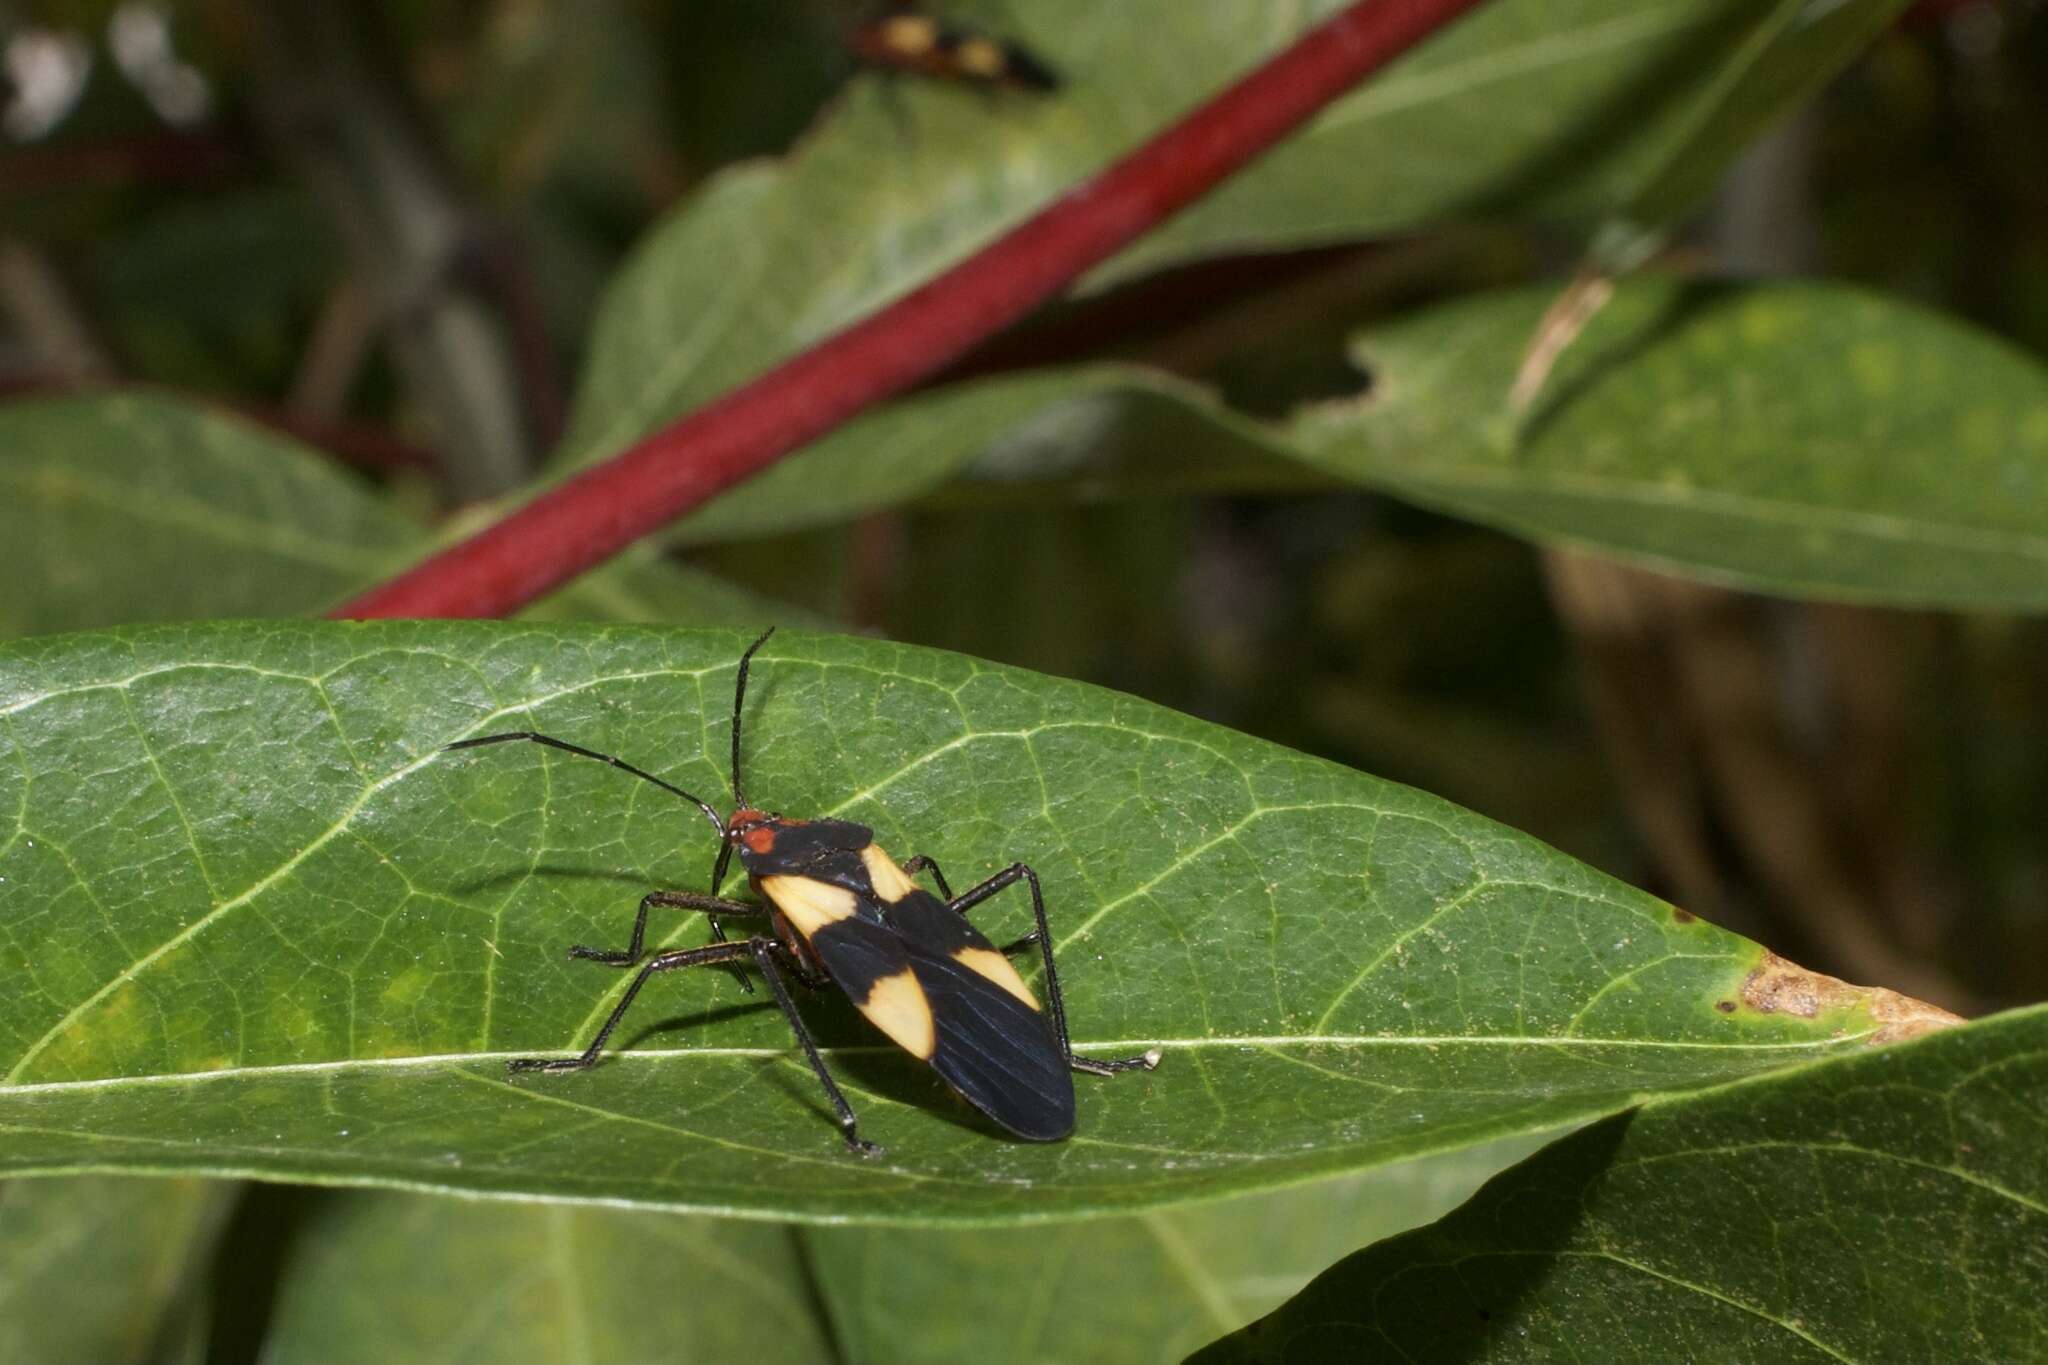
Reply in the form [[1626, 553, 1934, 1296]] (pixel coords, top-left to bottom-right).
[[0, 1031, 1874, 1100]]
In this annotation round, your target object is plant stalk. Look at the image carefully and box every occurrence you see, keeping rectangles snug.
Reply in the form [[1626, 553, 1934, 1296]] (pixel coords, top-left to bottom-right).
[[334, 0, 1490, 619]]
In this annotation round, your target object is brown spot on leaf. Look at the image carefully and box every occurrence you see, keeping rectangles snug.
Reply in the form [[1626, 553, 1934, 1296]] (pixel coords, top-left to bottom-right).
[[1738, 951, 1962, 1046], [1715, 1000, 1736, 1014], [1671, 906, 1696, 924]]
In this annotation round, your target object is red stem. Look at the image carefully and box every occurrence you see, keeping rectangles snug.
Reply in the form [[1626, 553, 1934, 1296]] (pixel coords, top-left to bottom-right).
[[335, 0, 1488, 619]]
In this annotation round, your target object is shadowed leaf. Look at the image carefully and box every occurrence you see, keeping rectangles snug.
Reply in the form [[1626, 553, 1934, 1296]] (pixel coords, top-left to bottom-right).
[[807, 1132, 1554, 1365], [259, 1191, 830, 1365], [1190, 1004, 2047, 1363], [0, 1176, 233, 1365]]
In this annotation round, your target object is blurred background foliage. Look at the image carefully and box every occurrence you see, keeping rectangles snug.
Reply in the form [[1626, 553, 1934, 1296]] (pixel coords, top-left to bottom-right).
[[2, 0, 2044, 1360]]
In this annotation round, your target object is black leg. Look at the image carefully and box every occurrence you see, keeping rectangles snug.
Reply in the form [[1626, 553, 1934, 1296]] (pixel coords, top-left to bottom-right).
[[905, 854, 1037, 956], [945, 862, 1160, 1077], [567, 891, 765, 967], [508, 939, 753, 1075], [508, 935, 882, 1157], [701, 844, 753, 994], [900, 853, 954, 900], [744, 938, 880, 1156]]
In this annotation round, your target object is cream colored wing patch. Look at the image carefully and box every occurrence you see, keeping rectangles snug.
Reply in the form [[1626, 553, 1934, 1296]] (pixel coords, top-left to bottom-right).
[[860, 843, 920, 904], [858, 968, 937, 1059], [954, 946, 1040, 1011], [757, 874, 856, 937]]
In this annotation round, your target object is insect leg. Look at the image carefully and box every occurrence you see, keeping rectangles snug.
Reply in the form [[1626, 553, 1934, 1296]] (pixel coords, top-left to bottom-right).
[[944, 862, 1160, 1076], [903, 854, 1037, 955], [507, 939, 756, 1075], [567, 892, 765, 966], [701, 846, 755, 995], [745, 938, 882, 1156], [898, 853, 954, 899]]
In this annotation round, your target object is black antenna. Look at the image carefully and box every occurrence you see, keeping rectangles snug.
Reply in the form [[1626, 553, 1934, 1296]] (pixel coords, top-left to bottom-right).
[[711, 627, 776, 896], [442, 732, 726, 840], [730, 627, 775, 808]]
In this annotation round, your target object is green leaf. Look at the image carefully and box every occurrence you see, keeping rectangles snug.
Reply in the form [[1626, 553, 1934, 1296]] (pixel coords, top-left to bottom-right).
[[1189, 1003, 2048, 1364], [259, 1192, 831, 1365], [1595, 0, 1909, 263], [0, 392, 812, 634], [0, 623, 1948, 1219], [604, 277, 2048, 612], [662, 369, 1179, 545], [0, 1176, 234, 1364], [0, 394, 418, 636], [1292, 280, 2048, 607], [807, 1133, 1553, 1365], [555, 0, 1848, 476]]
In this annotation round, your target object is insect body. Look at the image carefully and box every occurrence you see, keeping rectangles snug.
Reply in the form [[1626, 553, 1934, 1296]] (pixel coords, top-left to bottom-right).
[[849, 11, 1061, 93], [446, 631, 1156, 1153]]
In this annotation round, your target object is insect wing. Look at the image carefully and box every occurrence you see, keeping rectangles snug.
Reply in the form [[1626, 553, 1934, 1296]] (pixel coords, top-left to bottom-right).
[[802, 912, 937, 1063], [887, 891, 1075, 1141]]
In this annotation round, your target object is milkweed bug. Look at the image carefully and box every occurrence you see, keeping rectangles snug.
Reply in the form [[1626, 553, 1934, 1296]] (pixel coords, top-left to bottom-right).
[[849, 9, 1061, 93], [445, 630, 1158, 1154]]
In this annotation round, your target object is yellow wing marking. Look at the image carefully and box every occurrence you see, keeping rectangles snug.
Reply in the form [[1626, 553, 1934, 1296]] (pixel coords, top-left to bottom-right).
[[954, 946, 1040, 1011], [757, 874, 856, 937], [860, 843, 920, 904], [859, 968, 937, 1059]]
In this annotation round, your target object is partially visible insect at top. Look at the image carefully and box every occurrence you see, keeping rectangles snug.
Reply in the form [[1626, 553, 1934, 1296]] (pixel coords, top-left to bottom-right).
[[443, 629, 1157, 1153], [848, 9, 1061, 93]]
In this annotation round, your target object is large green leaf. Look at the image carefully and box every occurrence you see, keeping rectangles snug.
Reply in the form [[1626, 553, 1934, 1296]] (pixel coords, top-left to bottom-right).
[[0, 623, 1948, 1219], [808, 1133, 1553, 1365], [0, 1175, 234, 1364], [554, 0, 1863, 476], [1189, 1003, 2047, 1364], [259, 1191, 831, 1365], [0, 392, 812, 634], [1292, 280, 2048, 607]]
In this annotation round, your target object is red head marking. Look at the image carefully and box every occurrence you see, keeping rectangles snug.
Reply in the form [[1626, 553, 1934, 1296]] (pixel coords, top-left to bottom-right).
[[730, 809, 775, 855]]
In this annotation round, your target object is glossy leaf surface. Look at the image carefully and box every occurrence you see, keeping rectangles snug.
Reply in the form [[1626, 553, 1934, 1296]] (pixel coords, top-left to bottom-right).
[[0, 623, 1940, 1219]]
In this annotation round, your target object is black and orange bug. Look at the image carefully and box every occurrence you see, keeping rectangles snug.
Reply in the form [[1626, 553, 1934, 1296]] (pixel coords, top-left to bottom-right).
[[445, 630, 1157, 1153], [848, 9, 1061, 93]]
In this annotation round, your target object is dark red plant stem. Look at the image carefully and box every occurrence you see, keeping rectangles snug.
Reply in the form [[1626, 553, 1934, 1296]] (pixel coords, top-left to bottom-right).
[[335, 0, 1488, 620], [0, 131, 243, 191]]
